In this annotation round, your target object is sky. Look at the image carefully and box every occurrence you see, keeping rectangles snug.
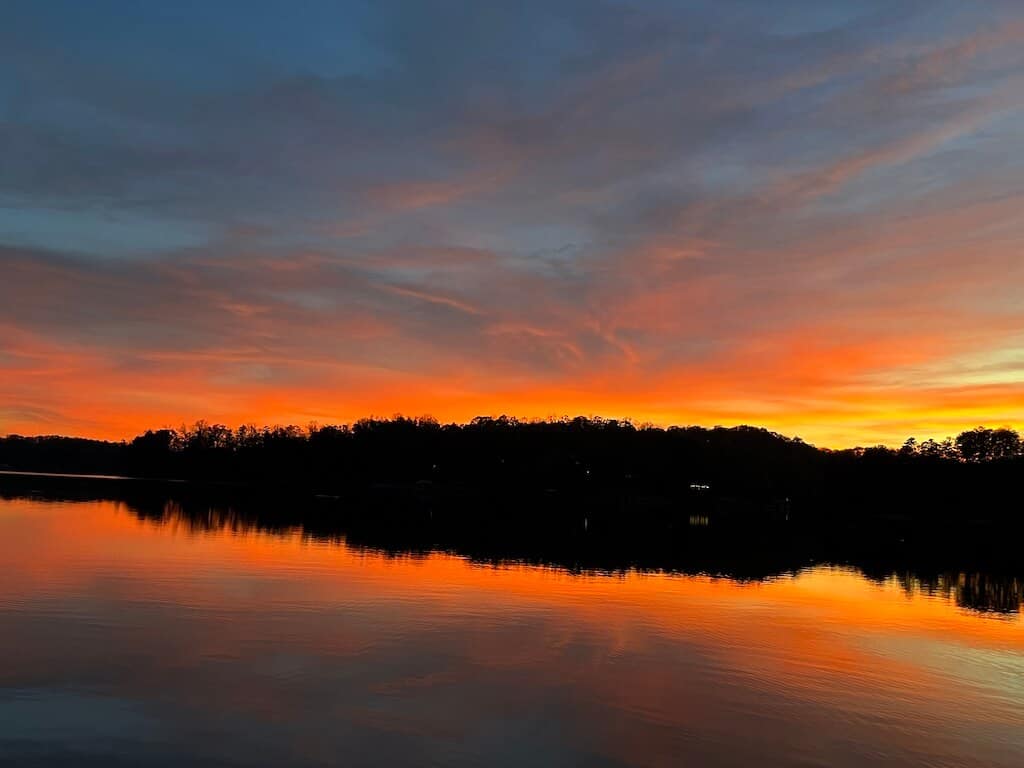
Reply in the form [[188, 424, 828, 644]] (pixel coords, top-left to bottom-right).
[[2, 0, 1023, 447]]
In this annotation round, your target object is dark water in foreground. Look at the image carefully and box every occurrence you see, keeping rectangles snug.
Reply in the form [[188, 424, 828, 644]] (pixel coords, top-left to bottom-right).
[[1, 494, 1022, 767]]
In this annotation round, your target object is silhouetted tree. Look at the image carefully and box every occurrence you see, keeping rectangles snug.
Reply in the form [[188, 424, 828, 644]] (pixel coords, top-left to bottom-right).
[[918, 437, 955, 460], [955, 427, 1021, 462], [2, 417, 1023, 523]]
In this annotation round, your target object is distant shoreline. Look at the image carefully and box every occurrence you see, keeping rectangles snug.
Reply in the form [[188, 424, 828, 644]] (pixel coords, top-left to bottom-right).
[[2, 420, 1021, 529]]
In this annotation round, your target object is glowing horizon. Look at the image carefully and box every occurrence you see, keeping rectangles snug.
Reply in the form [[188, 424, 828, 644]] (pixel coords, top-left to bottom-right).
[[2, 1, 1023, 448]]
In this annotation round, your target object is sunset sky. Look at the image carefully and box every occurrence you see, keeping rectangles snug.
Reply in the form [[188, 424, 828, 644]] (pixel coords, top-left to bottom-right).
[[2, 0, 1023, 446]]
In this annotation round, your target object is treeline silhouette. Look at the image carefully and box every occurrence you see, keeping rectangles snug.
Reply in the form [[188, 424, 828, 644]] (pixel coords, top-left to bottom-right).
[[1, 417, 1022, 524]]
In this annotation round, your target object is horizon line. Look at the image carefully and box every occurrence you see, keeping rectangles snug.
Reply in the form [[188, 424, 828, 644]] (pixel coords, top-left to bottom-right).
[[4, 414, 1021, 453]]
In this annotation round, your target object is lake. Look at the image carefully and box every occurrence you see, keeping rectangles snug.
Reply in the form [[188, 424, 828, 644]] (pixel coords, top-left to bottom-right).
[[1, 492, 1022, 767]]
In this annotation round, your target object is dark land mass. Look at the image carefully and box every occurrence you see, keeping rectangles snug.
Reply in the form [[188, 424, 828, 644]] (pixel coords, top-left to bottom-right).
[[2, 418, 1021, 612], [2, 420, 1022, 615], [1, 418, 1022, 518]]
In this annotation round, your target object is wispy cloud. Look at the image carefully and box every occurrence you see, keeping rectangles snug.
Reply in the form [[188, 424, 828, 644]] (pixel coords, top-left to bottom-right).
[[2, 0, 1024, 445]]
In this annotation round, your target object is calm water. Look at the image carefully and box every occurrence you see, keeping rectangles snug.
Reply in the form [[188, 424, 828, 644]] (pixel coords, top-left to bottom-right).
[[1, 495, 1022, 767]]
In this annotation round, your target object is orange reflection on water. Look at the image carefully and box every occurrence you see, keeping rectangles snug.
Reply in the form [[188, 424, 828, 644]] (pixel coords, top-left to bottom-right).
[[2, 496, 1023, 767], [5, 496, 1021, 653]]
